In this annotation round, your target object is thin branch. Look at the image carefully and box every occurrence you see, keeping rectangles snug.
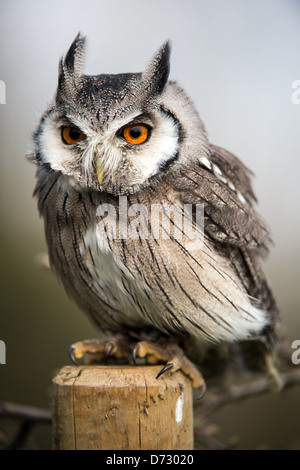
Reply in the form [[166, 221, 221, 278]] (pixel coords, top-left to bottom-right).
[[0, 401, 51, 423], [194, 365, 300, 419], [0, 402, 51, 450]]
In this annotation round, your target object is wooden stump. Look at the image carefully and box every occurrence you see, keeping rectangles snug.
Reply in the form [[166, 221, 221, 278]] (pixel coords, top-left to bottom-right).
[[52, 365, 193, 450]]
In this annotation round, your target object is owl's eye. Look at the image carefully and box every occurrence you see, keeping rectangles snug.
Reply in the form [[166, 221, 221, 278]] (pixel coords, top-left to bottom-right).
[[61, 126, 86, 145], [122, 124, 150, 145]]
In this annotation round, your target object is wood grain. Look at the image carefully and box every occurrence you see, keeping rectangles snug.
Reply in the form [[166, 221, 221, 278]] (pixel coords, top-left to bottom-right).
[[52, 365, 193, 450]]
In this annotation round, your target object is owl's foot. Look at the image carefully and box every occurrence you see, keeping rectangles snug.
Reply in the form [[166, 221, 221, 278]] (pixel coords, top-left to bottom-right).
[[69, 336, 135, 366], [133, 339, 206, 391], [69, 334, 205, 392]]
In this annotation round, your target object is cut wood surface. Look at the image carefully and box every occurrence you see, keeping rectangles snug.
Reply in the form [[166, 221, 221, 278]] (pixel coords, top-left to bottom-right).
[[52, 365, 193, 450]]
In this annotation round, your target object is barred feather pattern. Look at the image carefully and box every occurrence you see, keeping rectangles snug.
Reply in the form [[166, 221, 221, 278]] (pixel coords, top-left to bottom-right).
[[34, 142, 278, 348]]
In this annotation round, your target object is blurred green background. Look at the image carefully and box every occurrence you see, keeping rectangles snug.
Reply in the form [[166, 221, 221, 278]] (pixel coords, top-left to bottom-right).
[[0, 0, 300, 449]]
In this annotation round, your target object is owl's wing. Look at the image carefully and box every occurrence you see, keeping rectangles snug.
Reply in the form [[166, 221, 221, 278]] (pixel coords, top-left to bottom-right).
[[171, 144, 271, 254], [170, 144, 279, 346]]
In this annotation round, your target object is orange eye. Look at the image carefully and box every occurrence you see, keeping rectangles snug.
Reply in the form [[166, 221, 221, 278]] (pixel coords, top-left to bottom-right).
[[62, 126, 85, 145], [122, 124, 150, 145]]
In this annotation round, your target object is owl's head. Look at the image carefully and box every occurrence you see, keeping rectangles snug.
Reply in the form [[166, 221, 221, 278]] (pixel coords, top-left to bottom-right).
[[34, 33, 208, 195]]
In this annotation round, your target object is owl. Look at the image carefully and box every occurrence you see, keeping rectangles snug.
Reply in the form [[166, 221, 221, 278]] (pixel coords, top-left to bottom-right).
[[32, 34, 280, 390]]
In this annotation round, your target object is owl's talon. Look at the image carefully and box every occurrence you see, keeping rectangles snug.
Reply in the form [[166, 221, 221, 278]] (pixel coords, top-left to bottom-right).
[[69, 346, 79, 366], [156, 362, 174, 379], [196, 380, 207, 400], [105, 342, 115, 361], [132, 344, 140, 366], [69, 337, 137, 366]]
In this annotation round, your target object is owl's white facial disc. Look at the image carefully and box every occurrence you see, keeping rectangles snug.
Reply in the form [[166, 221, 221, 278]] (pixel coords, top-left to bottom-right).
[[36, 104, 181, 194]]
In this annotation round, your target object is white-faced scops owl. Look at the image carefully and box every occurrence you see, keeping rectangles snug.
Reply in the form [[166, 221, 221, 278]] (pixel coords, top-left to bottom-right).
[[32, 34, 280, 389]]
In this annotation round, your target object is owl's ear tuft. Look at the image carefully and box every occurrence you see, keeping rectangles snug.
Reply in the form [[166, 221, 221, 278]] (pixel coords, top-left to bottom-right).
[[63, 32, 87, 75], [57, 33, 87, 97], [142, 40, 171, 97]]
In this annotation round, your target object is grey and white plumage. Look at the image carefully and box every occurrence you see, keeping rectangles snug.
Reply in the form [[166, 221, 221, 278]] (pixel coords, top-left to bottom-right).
[[32, 34, 279, 373]]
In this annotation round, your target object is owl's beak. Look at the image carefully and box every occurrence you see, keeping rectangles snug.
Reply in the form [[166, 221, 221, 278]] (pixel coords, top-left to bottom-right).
[[96, 149, 104, 185]]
